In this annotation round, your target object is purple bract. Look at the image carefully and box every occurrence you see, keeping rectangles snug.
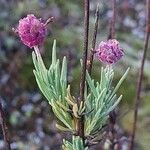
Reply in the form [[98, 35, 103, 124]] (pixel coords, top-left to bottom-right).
[[16, 14, 47, 48], [96, 39, 124, 64]]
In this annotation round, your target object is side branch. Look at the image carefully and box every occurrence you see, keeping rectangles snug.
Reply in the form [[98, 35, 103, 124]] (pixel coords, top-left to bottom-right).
[[130, 0, 150, 149], [88, 5, 100, 75]]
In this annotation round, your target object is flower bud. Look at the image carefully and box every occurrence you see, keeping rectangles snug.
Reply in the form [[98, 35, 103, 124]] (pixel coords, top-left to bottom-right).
[[96, 39, 124, 64], [16, 14, 47, 48]]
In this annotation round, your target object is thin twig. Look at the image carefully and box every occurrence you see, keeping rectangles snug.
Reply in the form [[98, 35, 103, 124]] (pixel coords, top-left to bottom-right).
[[130, 0, 150, 149], [0, 100, 11, 150], [78, 0, 90, 141], [108, 0, 116, 40], [108, 0, 117, 149], [87, 5, 100, 75]]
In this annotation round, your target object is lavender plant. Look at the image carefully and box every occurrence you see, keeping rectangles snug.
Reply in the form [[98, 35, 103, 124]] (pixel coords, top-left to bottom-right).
[[14, 7, 129, 150]]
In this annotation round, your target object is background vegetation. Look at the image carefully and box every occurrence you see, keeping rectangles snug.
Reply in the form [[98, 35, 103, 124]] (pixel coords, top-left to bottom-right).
[[0, 0, 150, 149]]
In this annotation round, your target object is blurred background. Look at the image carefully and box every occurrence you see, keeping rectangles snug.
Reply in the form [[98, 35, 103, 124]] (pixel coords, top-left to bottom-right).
[[0, 0, 150, 149]]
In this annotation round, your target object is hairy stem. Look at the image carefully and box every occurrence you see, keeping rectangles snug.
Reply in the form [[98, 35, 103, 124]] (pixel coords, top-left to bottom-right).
[[0, 100, 11, 150], [130, 0, 150, 149], [88, 5, 99, 75], [78, 0, 90, 142]]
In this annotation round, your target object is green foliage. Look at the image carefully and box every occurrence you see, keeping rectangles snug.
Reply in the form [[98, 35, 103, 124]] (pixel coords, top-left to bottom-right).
[[62, 136, 88, 150], [32, 40, 74, 131], [32, 40, 129, 149], [85, 66, 130, 136]]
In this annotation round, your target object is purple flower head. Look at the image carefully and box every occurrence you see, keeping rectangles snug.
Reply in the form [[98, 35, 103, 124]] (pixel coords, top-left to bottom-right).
[[16, 14, 47, 48], [96, 39, 124, 64]]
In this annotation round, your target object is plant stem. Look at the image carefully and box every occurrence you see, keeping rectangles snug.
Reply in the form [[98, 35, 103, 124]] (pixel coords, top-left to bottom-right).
[[0, 100, 11, 150], [108, 0, 117, 149], [108, 0, 116, 40], [130, 0, 150, 149], [78, 0, 90, 141], [88, 5, 99, 75]]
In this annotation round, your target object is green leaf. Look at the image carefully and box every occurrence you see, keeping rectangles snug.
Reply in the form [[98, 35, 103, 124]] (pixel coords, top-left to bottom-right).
[[55, 60, 61, 96], [86, 71, 98, 98], [62, 136, 86, 150], [52, 39, 57, 67], [105, 95, 122, 115], [111, 67, 130, 97], [32, 51, 39, 71], [61, 56, 67, 85], [33, 70, 54, 103], [34, 46, 48, 83], [56, 123, 73, 132], [52, 101, 73, 130]]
